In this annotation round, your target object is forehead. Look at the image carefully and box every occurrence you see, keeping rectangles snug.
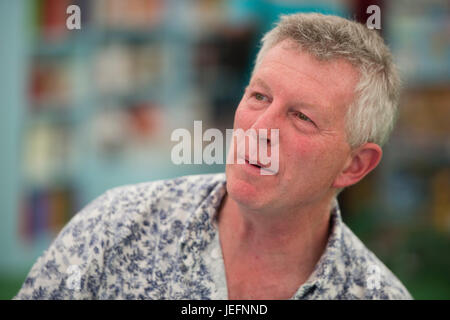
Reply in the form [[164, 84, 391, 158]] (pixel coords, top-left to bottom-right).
[[253, 39, 360, 114]]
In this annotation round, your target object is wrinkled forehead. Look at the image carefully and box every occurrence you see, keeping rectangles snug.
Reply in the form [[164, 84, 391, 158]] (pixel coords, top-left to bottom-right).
[[255, 39, 360, 84], [252, 39, 360, 115]]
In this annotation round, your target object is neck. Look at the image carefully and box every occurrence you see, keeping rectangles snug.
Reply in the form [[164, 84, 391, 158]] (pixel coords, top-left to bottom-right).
[[217, 193, 334, 274]]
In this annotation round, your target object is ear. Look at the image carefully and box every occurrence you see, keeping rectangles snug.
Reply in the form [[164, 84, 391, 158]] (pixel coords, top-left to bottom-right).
[[332, 143, 383, 189]]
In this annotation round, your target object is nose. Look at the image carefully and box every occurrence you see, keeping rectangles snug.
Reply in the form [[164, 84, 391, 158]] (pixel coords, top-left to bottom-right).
[[249, 102, 282, 146]]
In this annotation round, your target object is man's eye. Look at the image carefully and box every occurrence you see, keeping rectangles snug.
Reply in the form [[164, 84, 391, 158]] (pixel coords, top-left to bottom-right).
[[254, 93, 267, 101], [297, 112, 313, 123]]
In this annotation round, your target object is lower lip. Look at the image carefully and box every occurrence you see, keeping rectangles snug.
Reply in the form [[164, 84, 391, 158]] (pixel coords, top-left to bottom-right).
[[245, 159, 260, 170], [243, 159, 274, 175]]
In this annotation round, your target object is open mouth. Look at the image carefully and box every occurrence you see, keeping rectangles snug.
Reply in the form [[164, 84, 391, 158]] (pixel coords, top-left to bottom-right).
[[245, 159, 263, 169], [243, 158, 277, 175]]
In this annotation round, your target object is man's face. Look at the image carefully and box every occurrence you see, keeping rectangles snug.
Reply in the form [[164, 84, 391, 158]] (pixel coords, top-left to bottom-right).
[[225, 39, 360, 213]]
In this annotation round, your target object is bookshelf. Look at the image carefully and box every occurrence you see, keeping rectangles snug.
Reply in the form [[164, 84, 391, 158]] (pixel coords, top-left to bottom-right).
[[6, 0, 353, 275], [15, 0, 267, 255], [2, 0, 448, 299]]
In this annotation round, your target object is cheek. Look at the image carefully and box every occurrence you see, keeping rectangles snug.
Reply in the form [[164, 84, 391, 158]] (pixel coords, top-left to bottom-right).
[[284, 136, 316, 165], [234, 103, 256, 130], [283, 136, 342, 176]]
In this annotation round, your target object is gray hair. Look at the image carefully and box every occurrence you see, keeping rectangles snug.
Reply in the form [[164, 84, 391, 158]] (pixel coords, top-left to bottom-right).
[[253, 13, 401, 148]]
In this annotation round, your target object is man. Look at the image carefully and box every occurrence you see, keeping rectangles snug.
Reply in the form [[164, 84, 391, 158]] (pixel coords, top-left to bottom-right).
[[15, 13, 412, 300]]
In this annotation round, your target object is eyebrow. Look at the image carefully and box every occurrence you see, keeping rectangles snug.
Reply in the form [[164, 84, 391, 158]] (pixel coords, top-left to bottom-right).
[[248, 78, 272, 95], [248, 77, 328, 125]]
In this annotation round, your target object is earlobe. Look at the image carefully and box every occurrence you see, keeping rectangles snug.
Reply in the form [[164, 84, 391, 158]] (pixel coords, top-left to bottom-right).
[[332, 143, 383, 189]]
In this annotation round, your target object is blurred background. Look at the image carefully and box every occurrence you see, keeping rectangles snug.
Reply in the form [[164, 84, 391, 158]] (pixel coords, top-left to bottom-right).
[[0, 0, 449, 299]]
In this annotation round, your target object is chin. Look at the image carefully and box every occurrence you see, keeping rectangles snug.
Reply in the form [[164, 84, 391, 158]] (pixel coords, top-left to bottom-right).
[[225, 166, 270, 210]]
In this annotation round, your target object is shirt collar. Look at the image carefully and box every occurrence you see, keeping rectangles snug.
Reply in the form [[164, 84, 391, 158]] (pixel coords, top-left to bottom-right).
[[179, 174, 227, 255], [290, 198, 347, 299], [179, 174, 347, 299]]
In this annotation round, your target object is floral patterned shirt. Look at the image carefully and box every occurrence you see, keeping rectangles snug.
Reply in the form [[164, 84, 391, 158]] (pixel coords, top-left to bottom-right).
[[14, 173, 413, 300]]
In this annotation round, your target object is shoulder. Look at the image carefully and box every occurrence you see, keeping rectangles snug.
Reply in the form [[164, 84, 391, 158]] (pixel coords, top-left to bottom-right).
[[14, 172, 225, 299], [338, 223, 413, 300], [60, 172, 226, 255], [106, 172, 226, 207], [100, 172, 226, 225]]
